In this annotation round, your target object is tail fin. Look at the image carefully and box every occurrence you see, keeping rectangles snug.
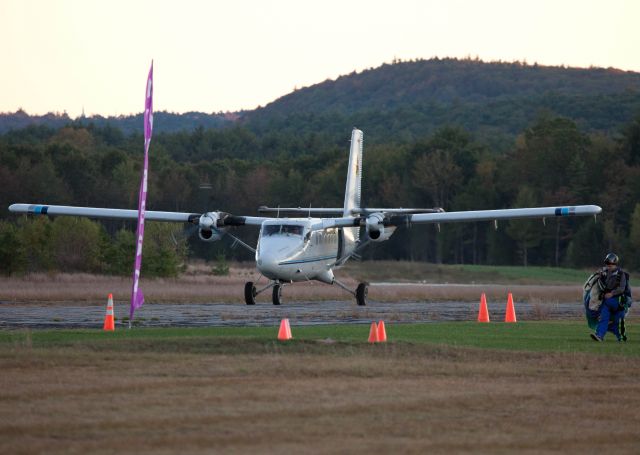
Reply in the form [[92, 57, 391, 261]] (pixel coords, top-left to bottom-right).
[[343, 128, 363, 217]]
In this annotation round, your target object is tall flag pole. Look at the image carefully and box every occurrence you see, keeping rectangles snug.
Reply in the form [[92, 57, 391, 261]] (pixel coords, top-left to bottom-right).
[[129, 61, 154, 327]]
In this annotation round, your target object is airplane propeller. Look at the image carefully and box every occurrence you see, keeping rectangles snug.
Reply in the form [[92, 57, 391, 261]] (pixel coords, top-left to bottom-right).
[[169, 210, 256, 253]]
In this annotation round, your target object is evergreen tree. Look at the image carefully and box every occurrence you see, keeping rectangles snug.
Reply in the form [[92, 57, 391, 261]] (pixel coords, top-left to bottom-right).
[[0, 221, 25, 275], [506, 187, 543, 266]]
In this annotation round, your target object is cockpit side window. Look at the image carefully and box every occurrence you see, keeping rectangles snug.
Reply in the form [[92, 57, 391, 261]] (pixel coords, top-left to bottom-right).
[[281, 225, 303, 236], [263, 225, 281, 236]]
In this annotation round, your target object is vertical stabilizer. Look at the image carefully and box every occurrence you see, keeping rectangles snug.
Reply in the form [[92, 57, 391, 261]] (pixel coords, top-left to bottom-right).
[[343, 128, 363, 217]]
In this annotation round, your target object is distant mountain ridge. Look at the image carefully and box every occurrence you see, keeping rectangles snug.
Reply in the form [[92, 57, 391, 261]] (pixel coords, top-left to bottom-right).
[[242, 58, 640, 147], [2, 58, 639, 145], [254, 58, 640, 115]]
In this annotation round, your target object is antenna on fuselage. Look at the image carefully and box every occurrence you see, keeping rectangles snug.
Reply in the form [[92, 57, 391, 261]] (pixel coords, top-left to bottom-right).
[[277, 205, 280, 218], [308, 203, 312, 219]]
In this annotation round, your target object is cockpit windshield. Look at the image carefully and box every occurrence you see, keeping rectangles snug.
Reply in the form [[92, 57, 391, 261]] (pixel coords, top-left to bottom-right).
[[262, 224, 304, 237]]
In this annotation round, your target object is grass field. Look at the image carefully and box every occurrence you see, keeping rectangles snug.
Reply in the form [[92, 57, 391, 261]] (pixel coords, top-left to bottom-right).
[[344, 261, 602, 284], [2, 322, 639, 356], [2, 323, 639, 454]]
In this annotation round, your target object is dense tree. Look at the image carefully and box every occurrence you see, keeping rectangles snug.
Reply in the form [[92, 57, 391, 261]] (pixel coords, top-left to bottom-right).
[[627, 203, 640, 269], [0, 220, 24, 275], [506, 187, 544, 266], [49, 217, 105, 272], [620, 116, 640, 166], [1, 109, 639, 273]]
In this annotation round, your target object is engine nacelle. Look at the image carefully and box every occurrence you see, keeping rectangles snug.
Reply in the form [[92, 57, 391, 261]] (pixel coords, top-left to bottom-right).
[[197, 212, 226, 242], [365, 213, 396, 242]]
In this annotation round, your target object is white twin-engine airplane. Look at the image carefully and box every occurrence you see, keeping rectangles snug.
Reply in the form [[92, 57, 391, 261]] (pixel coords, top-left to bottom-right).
[[10, 129, 602, 306]]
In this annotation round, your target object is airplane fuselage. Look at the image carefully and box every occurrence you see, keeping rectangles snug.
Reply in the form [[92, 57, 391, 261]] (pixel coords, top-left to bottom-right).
[[256, 218, 357, 283]]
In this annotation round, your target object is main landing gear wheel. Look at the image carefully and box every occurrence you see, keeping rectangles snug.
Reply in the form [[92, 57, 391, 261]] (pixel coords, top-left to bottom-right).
[[272, 284, 283, 306], [356, 282, 368, 306], [244, 282, 257, 305]]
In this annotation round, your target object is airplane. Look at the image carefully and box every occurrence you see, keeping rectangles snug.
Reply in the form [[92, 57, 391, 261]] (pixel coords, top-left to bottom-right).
[[9, 128, 602, 306]]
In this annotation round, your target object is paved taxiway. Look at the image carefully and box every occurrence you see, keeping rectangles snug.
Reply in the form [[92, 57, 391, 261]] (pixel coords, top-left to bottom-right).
[[0, 300, 584, 329]]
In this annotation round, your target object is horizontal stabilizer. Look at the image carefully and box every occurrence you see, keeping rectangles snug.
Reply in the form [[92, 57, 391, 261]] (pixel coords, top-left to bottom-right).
[[258, 206, 344, 215], [259, 206, 444, 215]]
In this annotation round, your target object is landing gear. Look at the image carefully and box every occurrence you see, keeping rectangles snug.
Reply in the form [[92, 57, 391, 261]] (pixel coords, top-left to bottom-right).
[[244, 280, 285, 305], [272, 284, 283, 305], [243, 279, 366, 306], [333, 278, 368, 306], [244, 282, 257, 305], [356, 282, 368, 306]]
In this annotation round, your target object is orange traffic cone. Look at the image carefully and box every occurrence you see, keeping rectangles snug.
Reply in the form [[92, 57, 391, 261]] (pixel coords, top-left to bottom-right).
[[285, 318, 293, 339], [505, 293, 517, 323], [278, 319, 292, 340], [103, 293, 115, 331], [368, 322, 379, 343], [477, 293, 490, 323], [377, 320, 387, 342]]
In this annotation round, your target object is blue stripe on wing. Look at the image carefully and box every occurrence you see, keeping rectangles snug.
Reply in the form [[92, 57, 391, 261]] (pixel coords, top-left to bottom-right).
[[554, 207, 575, 216], [32, 205, 49, 215]]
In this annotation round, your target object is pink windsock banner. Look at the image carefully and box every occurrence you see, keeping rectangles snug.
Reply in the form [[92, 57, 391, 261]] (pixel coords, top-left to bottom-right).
[[130, 61, 154, 322]]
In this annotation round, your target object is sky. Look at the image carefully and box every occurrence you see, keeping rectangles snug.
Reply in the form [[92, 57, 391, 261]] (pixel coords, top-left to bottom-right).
[[1, 0, 639, 118]]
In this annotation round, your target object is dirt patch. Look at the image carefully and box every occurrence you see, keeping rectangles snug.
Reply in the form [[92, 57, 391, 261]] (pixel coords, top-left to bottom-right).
[[1, 342, 638, 454], [0, 270, 598, 304]]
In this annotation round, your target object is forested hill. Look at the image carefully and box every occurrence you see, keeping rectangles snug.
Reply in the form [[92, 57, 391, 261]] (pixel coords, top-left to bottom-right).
[[2, 58, 640, 149], [0, 110, 234, 135], [244, 58, 640, 147], [257, 58, 640, 113]]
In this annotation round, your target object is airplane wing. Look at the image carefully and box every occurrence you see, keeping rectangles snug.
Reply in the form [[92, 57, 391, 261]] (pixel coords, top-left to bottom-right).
[[311, 205, 602, 230], [9, 203, 199, 222], [8, 204, 271, 226], [259, 206, 444, 215], [406, 205, 602, 224]]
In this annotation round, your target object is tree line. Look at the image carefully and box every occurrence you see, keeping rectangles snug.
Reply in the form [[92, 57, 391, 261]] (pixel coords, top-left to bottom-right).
[[1, 112, 640, 275]]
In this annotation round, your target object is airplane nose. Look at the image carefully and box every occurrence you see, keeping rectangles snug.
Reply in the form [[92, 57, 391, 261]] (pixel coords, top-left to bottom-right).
[[257, 238, 302, 278], [257, 249, 279, 276]]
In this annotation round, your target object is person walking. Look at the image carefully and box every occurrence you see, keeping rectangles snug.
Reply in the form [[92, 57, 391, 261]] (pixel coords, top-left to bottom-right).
[[591, 253, 627, 342]]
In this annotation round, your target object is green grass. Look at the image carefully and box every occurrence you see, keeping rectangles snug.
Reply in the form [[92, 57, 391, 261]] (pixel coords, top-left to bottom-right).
[[346, 261, 613, 284], [452, 264, 592, 283], [1, 322, 638, 356]]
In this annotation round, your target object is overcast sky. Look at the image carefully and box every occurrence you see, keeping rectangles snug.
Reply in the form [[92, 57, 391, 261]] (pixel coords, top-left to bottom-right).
[[1, 0, 638, 117]]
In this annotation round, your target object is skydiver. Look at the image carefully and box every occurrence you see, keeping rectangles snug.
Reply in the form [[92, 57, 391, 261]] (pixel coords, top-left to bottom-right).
[[590, 253, 627, 342]]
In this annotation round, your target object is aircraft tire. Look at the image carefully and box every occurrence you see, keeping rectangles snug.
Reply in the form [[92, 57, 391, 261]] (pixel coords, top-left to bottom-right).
[[272, 284, 282, 305], [356, 282, 368, 306], [244, 282, 257, 305]]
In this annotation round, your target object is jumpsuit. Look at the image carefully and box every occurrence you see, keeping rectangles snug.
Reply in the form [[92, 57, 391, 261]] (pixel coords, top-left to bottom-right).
[[595, 267, 627, 340]]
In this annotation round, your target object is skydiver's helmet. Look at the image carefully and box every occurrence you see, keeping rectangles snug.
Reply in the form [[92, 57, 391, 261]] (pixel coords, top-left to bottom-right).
[[604, 253, 619, 266]]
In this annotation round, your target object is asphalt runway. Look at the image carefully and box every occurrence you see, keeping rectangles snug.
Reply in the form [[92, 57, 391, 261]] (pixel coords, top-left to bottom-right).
[[0, 299, 584, 329]]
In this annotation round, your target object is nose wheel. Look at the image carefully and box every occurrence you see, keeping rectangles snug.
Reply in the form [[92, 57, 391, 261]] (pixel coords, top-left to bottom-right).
[[244, 282, 257, 305], [272, 284, 283, 305]]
